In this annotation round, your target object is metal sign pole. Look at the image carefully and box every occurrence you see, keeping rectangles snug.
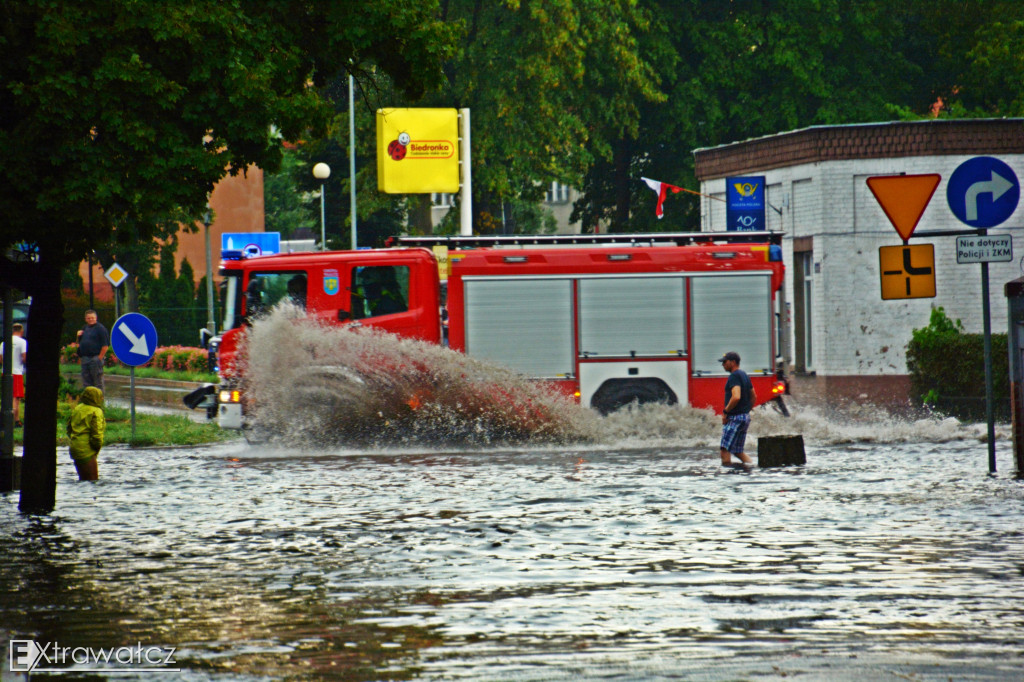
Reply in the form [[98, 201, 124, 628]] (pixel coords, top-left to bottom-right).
[[981, 257, 996, 473], [459, 108, 472, 236], [111, 312, 157, 446], [130, 365, 136, 441]]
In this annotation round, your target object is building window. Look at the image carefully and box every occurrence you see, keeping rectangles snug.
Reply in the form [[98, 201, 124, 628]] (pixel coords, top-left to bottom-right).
[[545, 183, 570, 204], [432, 193, 456, 208], [794, 249, 813, 373]]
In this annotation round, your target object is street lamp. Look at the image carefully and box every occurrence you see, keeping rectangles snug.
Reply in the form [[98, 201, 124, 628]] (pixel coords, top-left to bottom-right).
[[202, 207, 215, 337], [312, 162, 331, 251]]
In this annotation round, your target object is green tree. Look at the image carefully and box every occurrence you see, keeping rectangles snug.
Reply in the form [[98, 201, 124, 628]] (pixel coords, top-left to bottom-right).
[[0, 0, 456, 511], [575, 0, 1024, 231], [264, 146, 319, 240], [365, 0, 660, 233], [299, 0, 1024, 241], [137, 243, 203, 346], [300, 1, 660, 245], [576, 0, 917, 231], [91, 210, 194, 317], [891, 0, 1024, 118]]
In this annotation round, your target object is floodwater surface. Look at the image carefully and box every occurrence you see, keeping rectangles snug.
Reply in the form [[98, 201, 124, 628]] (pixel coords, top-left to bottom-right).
[[2, 313, 1022, 680], [1, 403, 1021, 681]]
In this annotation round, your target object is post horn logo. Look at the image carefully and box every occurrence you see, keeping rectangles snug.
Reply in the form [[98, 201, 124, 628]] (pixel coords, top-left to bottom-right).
[[733, 182, 759, 198]]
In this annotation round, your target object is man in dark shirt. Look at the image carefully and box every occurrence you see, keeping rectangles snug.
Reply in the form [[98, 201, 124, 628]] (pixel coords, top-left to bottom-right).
[[719, 351, 755, 467], [77, 310, 109, 390]]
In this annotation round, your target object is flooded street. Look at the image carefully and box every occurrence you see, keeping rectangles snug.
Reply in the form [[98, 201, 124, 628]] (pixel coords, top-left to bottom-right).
[[1, 402, 1022, 681]]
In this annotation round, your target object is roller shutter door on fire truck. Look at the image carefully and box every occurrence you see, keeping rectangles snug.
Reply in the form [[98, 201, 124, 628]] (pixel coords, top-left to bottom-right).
[[577, 276, 686, 357], [690, 273, 774, 376], [464, 277, 574, 377]]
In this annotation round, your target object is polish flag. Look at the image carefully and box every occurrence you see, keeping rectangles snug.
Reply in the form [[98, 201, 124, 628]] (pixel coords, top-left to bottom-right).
[[641, 177, 684, 219]]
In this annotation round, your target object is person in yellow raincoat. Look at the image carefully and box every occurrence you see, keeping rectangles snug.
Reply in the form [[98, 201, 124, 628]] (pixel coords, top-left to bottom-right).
[[66, 386, 105, 481]]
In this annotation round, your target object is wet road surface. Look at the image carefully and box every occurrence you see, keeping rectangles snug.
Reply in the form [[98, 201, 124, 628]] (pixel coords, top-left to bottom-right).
[[1, 403, 1022, 680]]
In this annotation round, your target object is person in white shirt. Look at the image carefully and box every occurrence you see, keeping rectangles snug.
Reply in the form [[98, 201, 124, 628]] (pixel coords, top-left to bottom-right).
[[1, 323, 27, 427]]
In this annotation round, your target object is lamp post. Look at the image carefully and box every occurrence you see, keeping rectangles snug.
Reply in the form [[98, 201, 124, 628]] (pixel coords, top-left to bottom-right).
[[202, 207, 215, 336], [312, 162, 331, 251], [349, 74, 357, 250]]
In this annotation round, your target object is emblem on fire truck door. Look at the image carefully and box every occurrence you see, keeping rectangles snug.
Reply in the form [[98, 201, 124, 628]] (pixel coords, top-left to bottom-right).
[[323, 269, 339, 296]]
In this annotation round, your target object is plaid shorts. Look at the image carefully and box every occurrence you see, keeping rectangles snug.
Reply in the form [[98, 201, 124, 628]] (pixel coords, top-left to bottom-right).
[[720, 413, 751, 454]]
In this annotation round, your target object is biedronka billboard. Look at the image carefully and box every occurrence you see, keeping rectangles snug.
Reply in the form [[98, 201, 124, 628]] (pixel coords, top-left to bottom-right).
[[376, 108, 460, 193]]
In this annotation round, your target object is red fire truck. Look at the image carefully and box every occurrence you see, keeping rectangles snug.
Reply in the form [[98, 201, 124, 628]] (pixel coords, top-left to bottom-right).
[[185, 232, 787, 428]]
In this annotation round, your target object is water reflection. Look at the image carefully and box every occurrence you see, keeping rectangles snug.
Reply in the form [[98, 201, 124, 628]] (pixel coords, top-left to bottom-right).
[[1, 408, 1022, 680]]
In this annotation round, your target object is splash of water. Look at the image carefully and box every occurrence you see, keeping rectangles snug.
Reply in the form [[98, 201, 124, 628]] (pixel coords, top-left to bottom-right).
[[240, 306, 1002, 450], [241, 306, 600, 446], [595, 398, 1002, 451]]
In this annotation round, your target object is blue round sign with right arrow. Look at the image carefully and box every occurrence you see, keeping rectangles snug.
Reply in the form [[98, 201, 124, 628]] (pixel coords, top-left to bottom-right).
[[946, 156, 1020, 228], [111, 313, 158, 367]]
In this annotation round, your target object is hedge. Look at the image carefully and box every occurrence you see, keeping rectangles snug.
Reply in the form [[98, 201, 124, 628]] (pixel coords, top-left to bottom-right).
[[905, 307, 1008, 418], [62, 343, 208, 374]]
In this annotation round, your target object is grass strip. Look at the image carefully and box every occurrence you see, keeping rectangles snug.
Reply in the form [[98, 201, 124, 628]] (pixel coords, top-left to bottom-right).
[[59, 364, 219, 384], [12, 402, 237, 448]]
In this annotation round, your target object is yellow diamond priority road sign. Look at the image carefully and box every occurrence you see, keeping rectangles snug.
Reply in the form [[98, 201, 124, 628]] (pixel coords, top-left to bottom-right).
[[104, 262, 129, 288], [879, 244, 936, 300]]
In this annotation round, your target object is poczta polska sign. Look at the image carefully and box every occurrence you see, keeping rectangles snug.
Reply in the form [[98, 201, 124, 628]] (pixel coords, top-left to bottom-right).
[[726, 176, 766, 232]]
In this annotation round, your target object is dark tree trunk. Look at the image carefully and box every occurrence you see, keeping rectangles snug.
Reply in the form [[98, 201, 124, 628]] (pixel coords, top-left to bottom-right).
[[408, 195, 433, 235], [611, 139, 632, 232], [18, 257, 64, 513]]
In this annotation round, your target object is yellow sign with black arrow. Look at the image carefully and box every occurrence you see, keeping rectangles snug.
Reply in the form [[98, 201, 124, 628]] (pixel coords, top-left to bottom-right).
[[879, 244, 936, 300]]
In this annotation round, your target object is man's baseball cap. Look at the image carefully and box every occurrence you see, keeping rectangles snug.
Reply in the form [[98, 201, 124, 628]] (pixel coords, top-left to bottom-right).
[[717, 351, 740, 363]]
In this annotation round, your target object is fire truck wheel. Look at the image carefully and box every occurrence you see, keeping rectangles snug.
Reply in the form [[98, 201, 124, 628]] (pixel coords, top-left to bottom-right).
[[590, 379, 677, 416]]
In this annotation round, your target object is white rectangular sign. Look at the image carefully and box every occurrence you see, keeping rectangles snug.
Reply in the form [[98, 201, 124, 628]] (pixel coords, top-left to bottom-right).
[[956, 234, 1012, 264]]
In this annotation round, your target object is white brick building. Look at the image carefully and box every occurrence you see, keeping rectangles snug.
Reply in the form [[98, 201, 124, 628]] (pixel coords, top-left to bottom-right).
[[695, 119, 1024, 407]]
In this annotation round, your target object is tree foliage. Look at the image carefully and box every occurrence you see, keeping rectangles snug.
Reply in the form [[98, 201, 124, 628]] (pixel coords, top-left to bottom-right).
[[577, 0, 1024, 231], [362, 0, 662, 232], [345, 0, 1024, 234], [290, 1, 1024, 241], [136, 243, 207, 347], [0, 0, 456, 511], [264, 147, 320, 240]]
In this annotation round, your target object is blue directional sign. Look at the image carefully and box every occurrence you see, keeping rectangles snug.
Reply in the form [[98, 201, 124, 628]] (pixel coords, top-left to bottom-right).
[[221, 232, 281, 257], [111, 313, 158, 367], [946, 156, 1020, 228], [726, 176, 766, 231]]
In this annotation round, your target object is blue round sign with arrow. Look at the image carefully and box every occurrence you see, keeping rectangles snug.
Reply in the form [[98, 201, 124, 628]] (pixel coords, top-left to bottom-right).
[[111, 313, 158, 367], [946, 156, 1020, 228]]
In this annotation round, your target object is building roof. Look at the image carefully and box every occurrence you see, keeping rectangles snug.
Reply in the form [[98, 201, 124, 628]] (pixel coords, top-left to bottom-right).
[[693, 118, 1024, 180]]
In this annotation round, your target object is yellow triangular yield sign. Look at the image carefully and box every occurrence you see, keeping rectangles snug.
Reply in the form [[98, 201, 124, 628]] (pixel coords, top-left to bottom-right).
[[866, 174, 941, 241]]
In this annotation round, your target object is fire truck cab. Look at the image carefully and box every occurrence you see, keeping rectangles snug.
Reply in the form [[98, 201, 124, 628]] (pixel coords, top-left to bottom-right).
[[190, 247, 442, 427]]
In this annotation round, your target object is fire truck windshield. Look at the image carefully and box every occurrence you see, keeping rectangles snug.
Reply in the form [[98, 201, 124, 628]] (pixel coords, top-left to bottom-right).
[[219, 272, 241, 331], [246, 271, 306, 316]]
